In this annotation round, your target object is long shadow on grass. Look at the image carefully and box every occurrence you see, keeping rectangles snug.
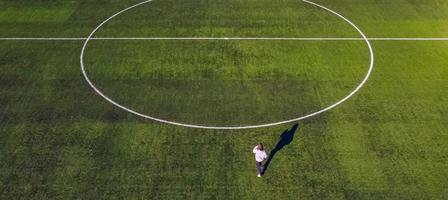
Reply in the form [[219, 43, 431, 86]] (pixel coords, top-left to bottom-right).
[[262, 123, 299, 175]]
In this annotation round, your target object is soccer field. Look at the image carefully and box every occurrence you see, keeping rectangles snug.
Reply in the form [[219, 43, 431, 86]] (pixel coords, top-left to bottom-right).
[[1, 0, 447, 199]]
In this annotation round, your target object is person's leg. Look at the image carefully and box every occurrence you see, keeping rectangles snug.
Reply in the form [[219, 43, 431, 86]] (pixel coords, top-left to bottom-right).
[[256, 162, 262, 176]]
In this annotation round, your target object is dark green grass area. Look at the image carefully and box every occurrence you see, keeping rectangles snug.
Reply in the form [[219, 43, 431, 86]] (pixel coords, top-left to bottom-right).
[[1, 0, 448, 199], [94, 0, 359, 37], [1, 0, 448, 38]]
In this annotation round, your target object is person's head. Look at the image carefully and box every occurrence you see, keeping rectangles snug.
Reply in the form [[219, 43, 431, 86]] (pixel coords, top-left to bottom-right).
[[257, 143, 264, 151]]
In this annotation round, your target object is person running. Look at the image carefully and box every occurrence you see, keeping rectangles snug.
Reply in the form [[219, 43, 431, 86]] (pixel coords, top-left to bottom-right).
[[253, 143, 267, 177]]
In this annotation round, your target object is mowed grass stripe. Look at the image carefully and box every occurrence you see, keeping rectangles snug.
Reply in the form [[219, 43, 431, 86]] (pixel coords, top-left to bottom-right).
[[1, 0, 448, 38]]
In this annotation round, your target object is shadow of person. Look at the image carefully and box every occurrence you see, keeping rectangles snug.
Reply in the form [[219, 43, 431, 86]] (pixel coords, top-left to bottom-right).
[[262, 123, 299, 175]]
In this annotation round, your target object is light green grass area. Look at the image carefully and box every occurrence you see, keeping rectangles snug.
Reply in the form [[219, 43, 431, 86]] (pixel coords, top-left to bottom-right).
[[0, 5, 76, 23], [1, 0, 447, 199]]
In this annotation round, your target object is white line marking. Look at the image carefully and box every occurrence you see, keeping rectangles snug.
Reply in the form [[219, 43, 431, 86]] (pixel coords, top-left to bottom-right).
[[80, 0, 374, 130], [1, 37, 448, 41]]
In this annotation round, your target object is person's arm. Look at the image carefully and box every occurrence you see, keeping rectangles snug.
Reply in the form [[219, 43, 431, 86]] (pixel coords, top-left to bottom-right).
[[253, 146, 258, 153]]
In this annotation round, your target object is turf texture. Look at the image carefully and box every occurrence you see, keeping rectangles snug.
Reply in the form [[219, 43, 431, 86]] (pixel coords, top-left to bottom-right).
[[0, 0, 447, 199]]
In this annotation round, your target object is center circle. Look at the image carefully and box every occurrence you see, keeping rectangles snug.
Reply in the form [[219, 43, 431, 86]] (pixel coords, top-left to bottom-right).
[[80, 0, 374, 129]]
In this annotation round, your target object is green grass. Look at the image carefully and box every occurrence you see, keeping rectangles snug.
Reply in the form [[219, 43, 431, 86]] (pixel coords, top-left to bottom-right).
[[1, 0, 448, 199], [84, 39, 368, 125]]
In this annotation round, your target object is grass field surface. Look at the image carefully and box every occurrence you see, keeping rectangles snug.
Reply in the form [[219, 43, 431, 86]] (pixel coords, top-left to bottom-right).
[[1, 0, 447, 199]]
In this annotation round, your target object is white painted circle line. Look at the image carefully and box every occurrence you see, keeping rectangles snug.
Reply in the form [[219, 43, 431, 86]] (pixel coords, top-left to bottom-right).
[[80, 0, 374, 130]]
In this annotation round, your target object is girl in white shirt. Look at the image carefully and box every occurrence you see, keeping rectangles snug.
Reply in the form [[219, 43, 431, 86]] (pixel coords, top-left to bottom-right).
[[253, 143, 267, 177]]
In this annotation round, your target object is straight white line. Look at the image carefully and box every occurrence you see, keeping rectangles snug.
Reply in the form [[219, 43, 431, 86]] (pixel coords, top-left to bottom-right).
[[370, 38, 448, 41], [1, 37, 448, 41]]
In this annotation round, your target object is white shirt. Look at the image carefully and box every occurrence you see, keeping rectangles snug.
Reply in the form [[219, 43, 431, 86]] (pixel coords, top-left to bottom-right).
[[253, 146, 267, 162]]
